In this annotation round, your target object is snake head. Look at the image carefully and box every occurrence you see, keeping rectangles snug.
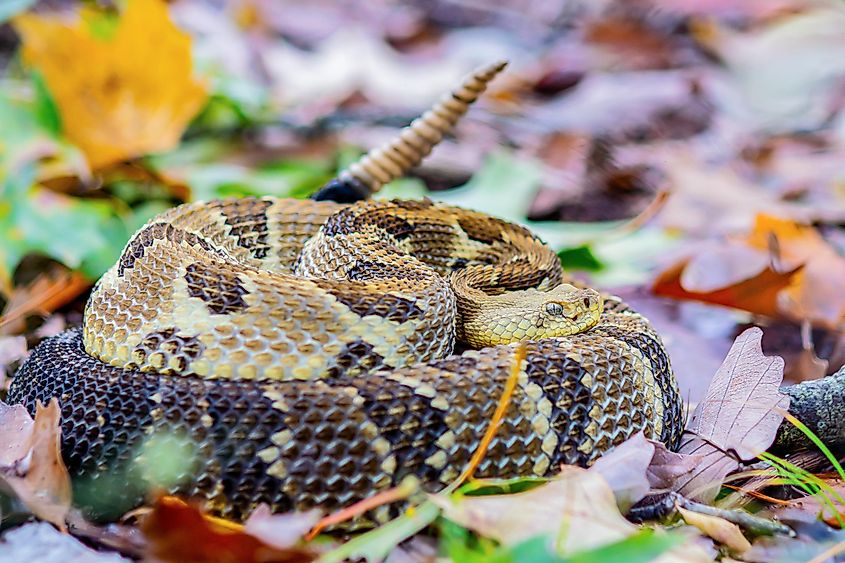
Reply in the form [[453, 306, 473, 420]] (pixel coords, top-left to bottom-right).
[[539, 284, 603, 336], [458, 282, 604, 347]]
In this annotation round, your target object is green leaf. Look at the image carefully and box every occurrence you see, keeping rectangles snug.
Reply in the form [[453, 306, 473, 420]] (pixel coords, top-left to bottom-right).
[[560, 529, 685, 563], [31, 71, 61, 135], [458, 476, 550, 497], [0, 0, 35, 23], [0, 168, 111, 283], [557, 245, 604, 272], [376, 177, 429, 200], [0, 150, 164, 292], [0, 85, 88, 183], [441, 521, 563, 563], [319, 502, 440, 563], [147, 140, 333, 201]]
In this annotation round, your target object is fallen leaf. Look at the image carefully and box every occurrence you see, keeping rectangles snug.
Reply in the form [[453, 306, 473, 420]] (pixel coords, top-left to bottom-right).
[[589, 431, 653, 511], [431, 467, 633, 550], [261, 27, 491, 110], [646, 147, 816, 237], [527, 70, 707, 141], [675, 328, 789, 502], [653, 214, 845, 326], [653, 254, 798, 320], [693, 7, 845, 132], [678, 506, 752, 554], [243, 504, 321, 551], [430, 466, 709, 561], [0, 398, 72, 530], [0, 267, 88, 335], [646, 440, 707, 492], [0, 521, 130, 562], [744, 510, 845, 563], [0, 401, 35, 465], [14, 0, 208, 169], [140, 496, 317, 563]]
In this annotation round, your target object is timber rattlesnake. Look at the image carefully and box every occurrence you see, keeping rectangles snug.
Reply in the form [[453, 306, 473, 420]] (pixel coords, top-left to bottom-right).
[[9, 62, 683, 524]]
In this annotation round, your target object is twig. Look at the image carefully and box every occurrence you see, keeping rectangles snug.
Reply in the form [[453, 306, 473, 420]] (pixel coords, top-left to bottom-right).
[[675, 494, 795, 537], [304, 475, 419, 540], [628, 492, 794, 537]]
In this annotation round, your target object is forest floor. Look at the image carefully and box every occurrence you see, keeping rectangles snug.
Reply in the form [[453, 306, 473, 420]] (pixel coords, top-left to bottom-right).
[[3, 0, 845, 561]]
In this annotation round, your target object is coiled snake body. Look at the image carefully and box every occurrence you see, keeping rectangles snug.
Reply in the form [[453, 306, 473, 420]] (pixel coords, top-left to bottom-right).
[[10, 63, 683, 524]]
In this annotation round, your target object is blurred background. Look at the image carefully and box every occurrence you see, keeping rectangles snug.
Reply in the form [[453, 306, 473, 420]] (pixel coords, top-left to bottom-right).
[[2, 0, 845, 403]]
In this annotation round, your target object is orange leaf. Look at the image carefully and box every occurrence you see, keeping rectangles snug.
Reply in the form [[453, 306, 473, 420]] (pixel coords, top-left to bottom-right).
[[14, 0, 207, 169], [141, 496, 316, 563], [653, 213, 845, 325], [652, 256, 799, 318]]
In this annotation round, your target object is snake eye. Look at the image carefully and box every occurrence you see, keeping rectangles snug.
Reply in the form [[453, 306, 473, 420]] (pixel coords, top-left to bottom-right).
[[545, 302, 564, 316], [583, 297, 591, 308]]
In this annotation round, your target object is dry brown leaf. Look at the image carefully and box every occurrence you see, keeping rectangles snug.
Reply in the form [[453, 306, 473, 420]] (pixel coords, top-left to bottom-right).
[[431, 467, 635, 550], [431, 466, 710, 561], [14, 0, 208, 169], [646, 439, 707, 492], [0, 268, 88, 335], [675, 327, 788, 502], [589, 431, 653, 511], [140, 496, 316, 563], [678, 506, 752, 554], [0, 399, 72, 530], [0, 402, 35, 466]]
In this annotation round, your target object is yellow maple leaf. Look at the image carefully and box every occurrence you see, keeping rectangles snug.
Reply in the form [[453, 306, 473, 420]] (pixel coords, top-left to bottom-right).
[[14, 0, 207, 169]]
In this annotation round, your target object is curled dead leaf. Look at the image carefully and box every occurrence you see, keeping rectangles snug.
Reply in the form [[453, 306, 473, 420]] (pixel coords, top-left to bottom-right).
[[0, 398, 71, 530], [646, 439, 706, 492]]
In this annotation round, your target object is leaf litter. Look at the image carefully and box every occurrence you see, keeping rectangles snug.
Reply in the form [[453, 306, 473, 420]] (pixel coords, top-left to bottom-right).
[[5, 0, 845, 560]]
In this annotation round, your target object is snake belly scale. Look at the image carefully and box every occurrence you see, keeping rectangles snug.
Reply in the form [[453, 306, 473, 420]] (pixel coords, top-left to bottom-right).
[[9, 62, 684, 525]]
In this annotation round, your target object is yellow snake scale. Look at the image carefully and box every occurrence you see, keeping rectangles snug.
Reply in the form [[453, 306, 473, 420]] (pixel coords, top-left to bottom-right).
[[9, 62, 683, 525]]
